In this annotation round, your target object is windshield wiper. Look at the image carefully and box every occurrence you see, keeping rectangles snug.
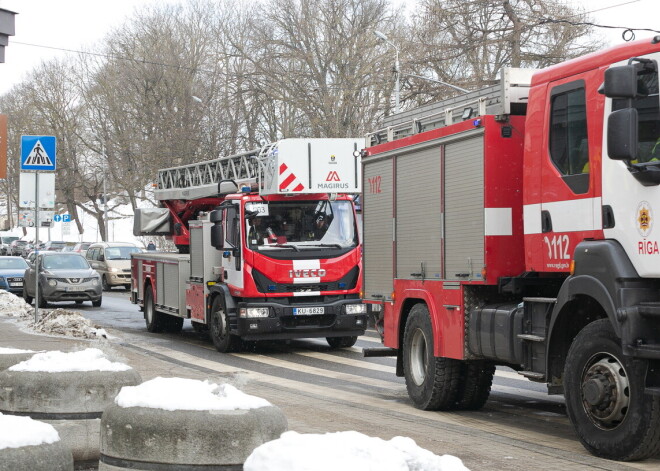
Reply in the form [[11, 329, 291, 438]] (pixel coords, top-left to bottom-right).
[[255, 244, 300, 252], [302, 244, 344, 249]]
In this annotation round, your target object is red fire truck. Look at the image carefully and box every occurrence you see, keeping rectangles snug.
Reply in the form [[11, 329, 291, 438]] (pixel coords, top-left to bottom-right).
[[361, 38, 660, 460], [131, 138, 367, 352]]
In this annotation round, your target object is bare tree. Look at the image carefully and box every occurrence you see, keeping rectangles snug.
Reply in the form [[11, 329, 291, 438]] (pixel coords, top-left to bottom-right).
[[407, 0, 599, 104]]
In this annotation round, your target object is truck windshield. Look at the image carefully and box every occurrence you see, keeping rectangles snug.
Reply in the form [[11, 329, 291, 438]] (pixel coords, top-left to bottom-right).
[[245, 200, 357, 250], [613, 66, 660, 163]]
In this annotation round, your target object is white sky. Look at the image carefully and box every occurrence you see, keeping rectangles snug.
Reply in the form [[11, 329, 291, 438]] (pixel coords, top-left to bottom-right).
[[0, 0, 657, 95]]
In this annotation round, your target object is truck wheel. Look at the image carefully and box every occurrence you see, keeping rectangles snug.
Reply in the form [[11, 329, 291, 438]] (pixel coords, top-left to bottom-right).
[[144, 288, 163, 333], [403, 303, 461, 410], [162, 315, 184, 333], [564, 319, 660, 460], [209, 295, 241, 353], [453, 361, 495, 410], [22, 286, 33, 305], [326, 336, 358, 349]]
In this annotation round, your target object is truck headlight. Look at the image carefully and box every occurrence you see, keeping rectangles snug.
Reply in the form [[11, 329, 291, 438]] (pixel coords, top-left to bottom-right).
[[240, 307, 270, 318], [345, 304, 366, 314]]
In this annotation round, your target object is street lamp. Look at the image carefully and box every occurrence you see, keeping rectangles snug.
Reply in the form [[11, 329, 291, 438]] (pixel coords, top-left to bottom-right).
[[374, 30, 400, 114]]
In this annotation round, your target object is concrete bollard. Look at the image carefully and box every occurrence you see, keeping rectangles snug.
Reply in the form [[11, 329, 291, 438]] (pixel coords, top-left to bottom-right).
[[99, 377, 288, 470], [0, 349, 141, 467], [0, 347, 36, 371], [0, 413, 74, 471]]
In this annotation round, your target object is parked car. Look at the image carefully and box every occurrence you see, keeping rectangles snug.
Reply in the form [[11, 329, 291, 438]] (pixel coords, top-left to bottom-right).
[[0, 236, 19, 256], [72, 242, 92, 255], [23, 252, 102, 307], [20, 243, 35, 258], [42, 241, 67, 252], [0, 256, 28, 295], [86, 242, 141, 291], [9, 240, 28, 256], [61, 242, 77, 252]]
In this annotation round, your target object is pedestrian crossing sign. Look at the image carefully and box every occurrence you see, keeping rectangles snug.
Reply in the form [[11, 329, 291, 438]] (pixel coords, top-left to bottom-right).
[[20, 135, 56, 171]]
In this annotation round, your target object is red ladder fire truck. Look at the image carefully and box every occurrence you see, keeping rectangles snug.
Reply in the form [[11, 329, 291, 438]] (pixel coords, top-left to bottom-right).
[[361, 38, 660, 460], [131, 138, 368, 352]]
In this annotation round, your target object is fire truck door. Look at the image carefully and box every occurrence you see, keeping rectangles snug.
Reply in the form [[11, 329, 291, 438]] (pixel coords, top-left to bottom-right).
[[221, 204, 244, 289], [363, 157, 394, 300], [539, 78, 600, 271]]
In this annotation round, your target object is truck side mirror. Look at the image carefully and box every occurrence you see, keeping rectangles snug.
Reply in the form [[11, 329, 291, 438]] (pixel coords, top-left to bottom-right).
[[210, 209, 224, 249], [608, 108, 638, 161], [603, 65, 638, 98]]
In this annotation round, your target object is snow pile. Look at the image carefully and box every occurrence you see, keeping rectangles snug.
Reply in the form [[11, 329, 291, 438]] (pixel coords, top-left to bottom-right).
[[0, 290, 33, 318], [0, 347, 35, 354], [115, 377, 271, 411], [28, 308, 109, 339], [0, 413, 60, 450], [244, 431, 470, 471], [9, 348, 131, 372]]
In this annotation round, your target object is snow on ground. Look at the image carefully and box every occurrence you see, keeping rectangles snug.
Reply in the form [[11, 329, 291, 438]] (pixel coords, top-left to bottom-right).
[[28, 308, 109, 339], [244, 431, 470, 471], [0, 290, 33, 318], [0, 291, 109, 339], [9, 347, 131, 372], [0, 347, 35, 354], [115, 377, 271, 411], [0, 413, 60, 450]]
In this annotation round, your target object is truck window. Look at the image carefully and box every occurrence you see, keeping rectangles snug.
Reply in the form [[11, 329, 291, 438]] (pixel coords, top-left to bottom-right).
[[226, 205, 239, 247], [613, 66, 660, 163], [550, 84, 589, 176]]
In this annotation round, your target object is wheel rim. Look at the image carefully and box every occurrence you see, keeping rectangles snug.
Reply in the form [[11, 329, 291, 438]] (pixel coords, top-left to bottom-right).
[[410, 328, 428, 386], [580, 352, 630, 430], [211, 305, 226, 340]]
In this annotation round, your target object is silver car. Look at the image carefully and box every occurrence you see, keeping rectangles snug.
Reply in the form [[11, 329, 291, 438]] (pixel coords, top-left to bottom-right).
[[23, 253, 102, 307]]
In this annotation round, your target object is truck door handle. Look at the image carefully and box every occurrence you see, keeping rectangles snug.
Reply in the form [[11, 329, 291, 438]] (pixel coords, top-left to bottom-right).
[[410, 272, 422, 277], [541, 210, 552, 233]]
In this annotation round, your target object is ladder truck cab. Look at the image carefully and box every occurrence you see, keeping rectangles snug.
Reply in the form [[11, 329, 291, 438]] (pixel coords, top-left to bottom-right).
[[361, 38, 660, 461], [132, 138, 368, 351]]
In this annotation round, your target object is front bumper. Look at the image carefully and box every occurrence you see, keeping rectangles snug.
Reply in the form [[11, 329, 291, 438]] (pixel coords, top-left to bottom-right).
[[42, 283, 102, 302], [107, 272, 132, 286], [235, 299, 368, 341], [0, 277, 24, 295]]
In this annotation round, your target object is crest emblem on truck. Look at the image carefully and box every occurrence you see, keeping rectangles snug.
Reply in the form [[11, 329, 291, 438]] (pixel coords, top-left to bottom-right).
[[637, 201, 653, 237]]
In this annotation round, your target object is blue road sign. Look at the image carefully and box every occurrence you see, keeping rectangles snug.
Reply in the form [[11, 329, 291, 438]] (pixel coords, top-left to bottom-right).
[[63, 214, 71, 222], [21, 135, 57, 171], [53, 214, 62, 222]]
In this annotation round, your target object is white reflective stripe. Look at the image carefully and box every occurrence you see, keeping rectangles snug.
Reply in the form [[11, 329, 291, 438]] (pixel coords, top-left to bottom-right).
[[523, 203, 542, 235], [292, 291, 321, 297], [523, 198, 602, 234], [484, 208, 512, 236], [293, 259, 320, 270], [293, 277, 320, 284]]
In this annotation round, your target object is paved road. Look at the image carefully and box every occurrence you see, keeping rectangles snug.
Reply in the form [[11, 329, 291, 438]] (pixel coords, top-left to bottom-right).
[[63, 290, 660, 470]]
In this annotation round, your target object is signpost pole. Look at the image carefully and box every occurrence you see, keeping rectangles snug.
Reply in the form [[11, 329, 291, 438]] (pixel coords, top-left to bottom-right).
[[34, 171, 39, 323]]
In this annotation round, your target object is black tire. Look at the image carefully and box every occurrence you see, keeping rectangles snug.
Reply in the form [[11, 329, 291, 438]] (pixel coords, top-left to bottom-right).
[[162, 315, 184, 333], [144, 288, 163, 333], [402, 303, 461, 410], [102, 276, 110, 291], [92, 296, 102, 308], [22, 286, 33, 305], [453, 361, 495, 410], [37, 287, 48, 308], [564, 319, 660, 461], [326, 336, 358, 349], [208, 295, 241, 353]]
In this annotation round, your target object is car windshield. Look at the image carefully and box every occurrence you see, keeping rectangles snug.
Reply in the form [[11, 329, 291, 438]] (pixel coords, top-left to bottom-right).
[[245, 200, 357, 250], [105, 247, 140, 260], [1, 237, 18, 244], [42, 255, 89, 270], [0, 258, 28, 269]]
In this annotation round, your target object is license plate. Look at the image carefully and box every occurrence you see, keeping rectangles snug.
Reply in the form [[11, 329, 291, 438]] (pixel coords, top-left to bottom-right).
[[9, 282, 22, 287], [293, 307, 324, 315], [66, 286, 85, 292]]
